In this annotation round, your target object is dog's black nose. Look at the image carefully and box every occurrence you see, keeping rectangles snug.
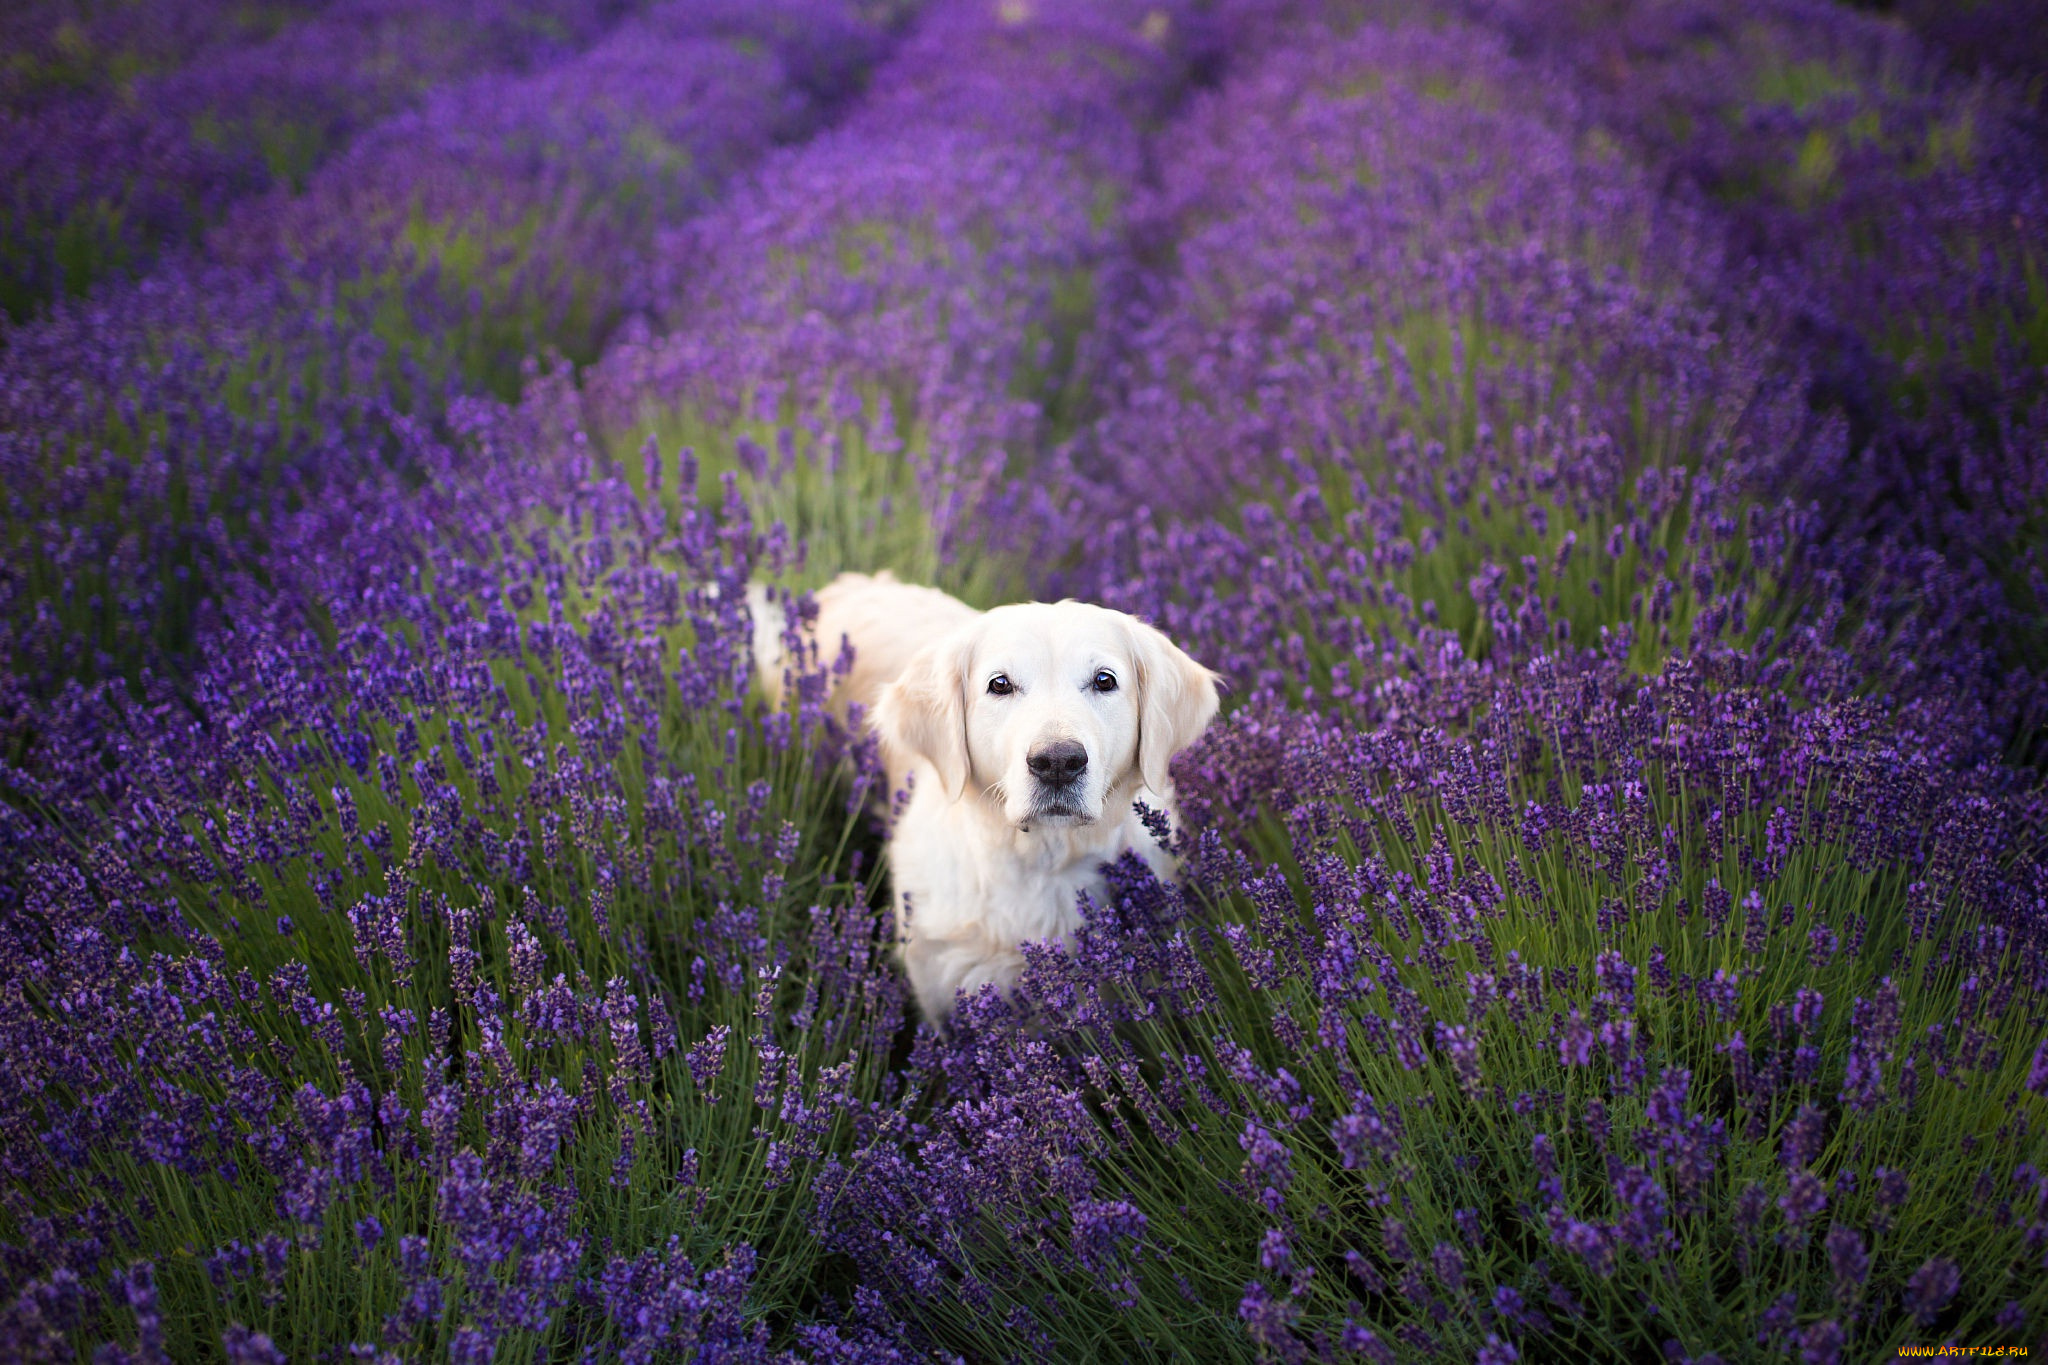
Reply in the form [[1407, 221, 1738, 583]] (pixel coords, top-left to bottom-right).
[[1027, 740, 1088, 786]]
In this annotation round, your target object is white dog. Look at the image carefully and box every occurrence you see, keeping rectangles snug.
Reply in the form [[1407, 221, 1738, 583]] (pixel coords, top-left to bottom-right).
[[748, 571, 1220, 1023]]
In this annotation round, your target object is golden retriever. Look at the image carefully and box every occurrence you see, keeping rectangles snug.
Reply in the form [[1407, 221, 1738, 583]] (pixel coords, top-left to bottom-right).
[[749, 571, 1220, 1023]]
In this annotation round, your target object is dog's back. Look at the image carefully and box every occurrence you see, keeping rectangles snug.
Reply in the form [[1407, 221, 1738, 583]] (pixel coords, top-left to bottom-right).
[[749, 570, 979, 724]]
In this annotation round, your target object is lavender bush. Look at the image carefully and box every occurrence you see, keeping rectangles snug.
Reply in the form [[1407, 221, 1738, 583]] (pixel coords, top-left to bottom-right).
[[820, 655, 2046, 1359], [1, 0, 893, 715], [2, 451, 911, 1358], [1442, 0, 2048, 758], [4, 0, 2046, 1359], [583, 0, 1229, 596], [1, 0, 644, 321]]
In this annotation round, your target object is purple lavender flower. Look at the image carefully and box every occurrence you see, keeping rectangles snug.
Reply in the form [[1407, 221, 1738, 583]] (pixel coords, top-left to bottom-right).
[[1339, 1321, 1397, 1365], [1799, 1319, 1846, 1365], [1343, 1249, 1385, 1296], [1332, 1099, 1403, 1170], [1557, 1220, 1613, 1279], [1733, 1182, 1768, 1270], [686, 1025, 731, 1101], [1429, 1240, 1464, 1298], [1779, 1171, 1829, 1232], [1594, 951, 1636, 1014], [1903, 1257, 1961, 1326], [1382, 1219, 1414, 1266], [1612, 1167, 1669, 1259], [221, 1324, 288, 1365], [1236, 1280, 1303, 1363], [1825, 1224, 1869, 1304], [1791, 989, 1825, 1034], [1072, 1198, 1147, 1295], [1259, 1227, 1294, 1278], [1752, 1292, 1801, 1348], [1558, 1010, 1595, 1067], [1780, 1105, 1827, 1171], [1433, 1021, 1484, 1100], [1240, 1120, 1295, 1210]]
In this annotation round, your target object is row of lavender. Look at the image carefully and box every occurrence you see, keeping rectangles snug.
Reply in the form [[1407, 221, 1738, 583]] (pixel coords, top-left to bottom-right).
[[1, 0, 644, 321], [0, 0, 890, 743], [3, 0, 2047, 1360], [0, 0, 904, 1345], [1455, 0, 2048, 762]]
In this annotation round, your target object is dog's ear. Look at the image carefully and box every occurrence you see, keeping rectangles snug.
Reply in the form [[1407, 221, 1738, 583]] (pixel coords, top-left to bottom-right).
[[1125, 616, 1221, 794], [875, 635, 973, 803]]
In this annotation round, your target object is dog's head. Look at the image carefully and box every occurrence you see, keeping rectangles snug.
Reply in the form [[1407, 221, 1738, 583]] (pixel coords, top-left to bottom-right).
[[874, 601, 1220, 828]]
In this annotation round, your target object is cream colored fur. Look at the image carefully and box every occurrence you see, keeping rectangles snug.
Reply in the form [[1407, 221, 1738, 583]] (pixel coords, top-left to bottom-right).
[[750, 571, 1220, 1023]]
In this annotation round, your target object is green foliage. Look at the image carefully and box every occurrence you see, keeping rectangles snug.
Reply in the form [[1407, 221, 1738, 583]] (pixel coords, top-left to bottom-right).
[[613, 390, 1034, 609]]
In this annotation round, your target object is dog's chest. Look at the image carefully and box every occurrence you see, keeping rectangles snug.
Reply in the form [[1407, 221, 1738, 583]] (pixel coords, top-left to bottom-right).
[[893, 808, 1171, 949], [979, 839, 1114, 945]]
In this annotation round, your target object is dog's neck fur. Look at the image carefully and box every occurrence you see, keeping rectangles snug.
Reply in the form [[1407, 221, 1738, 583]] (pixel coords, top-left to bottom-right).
[[960, 773, 1154, 865], [912, 778, 1149, 956]]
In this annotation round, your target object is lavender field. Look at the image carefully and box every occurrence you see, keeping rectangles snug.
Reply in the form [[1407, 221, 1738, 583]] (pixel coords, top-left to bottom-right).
[[3, 0, 2046, 1359]]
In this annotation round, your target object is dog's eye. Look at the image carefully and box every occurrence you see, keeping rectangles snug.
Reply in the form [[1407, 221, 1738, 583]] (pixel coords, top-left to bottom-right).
[[986, 674, 1013, 696], [1092, 669, 1118, 693]]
